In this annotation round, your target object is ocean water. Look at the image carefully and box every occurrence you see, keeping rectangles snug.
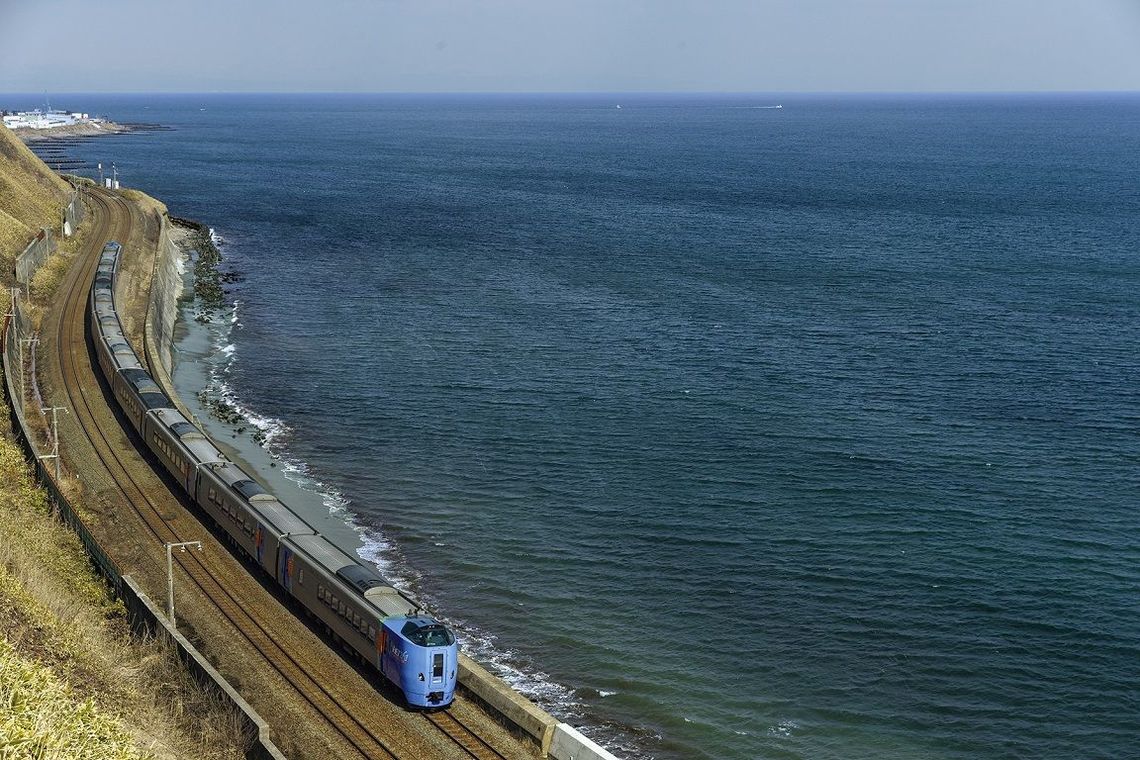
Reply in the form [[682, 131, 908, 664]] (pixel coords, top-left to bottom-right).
[[25, 92, 1140, 759]]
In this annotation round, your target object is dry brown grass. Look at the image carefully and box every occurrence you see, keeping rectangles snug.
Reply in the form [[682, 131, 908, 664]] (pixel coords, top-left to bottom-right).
[[0, 124, 71, 285], [0, 130, 250, 759], [0, 406, 250, 759], [0, 635, 148, 760]]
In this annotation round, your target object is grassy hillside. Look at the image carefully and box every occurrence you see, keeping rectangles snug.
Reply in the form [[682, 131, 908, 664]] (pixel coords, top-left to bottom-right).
[[0, 142, 247, 755], [0, 402, 248, 758], [0, 124, 71, 274]]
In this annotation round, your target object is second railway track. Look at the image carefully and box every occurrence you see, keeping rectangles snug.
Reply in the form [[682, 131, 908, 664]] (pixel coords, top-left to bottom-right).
[[36, 188, 534, 760], [48, 189, 403, 759]]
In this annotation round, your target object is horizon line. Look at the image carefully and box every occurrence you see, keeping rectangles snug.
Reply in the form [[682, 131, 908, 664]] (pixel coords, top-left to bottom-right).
[[2, 88, 1139, 97]]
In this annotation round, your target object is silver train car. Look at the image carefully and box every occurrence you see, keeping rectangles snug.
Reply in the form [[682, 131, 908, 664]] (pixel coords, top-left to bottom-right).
[[89, 241, 458, 707]]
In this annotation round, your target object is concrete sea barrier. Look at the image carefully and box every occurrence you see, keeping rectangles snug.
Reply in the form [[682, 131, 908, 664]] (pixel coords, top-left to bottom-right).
[[142, 213, 620, 760]]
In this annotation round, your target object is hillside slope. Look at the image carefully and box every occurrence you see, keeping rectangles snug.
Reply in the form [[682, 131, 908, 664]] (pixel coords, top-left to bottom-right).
[[0, 124, 71, 272]]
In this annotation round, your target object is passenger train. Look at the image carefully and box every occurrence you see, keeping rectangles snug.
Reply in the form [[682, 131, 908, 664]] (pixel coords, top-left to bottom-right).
[[90, 241, 457, 707]]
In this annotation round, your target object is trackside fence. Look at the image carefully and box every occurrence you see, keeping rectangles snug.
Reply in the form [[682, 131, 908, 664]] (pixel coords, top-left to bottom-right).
[[64, 190, 85, 237], [15, 227, 55, 285], [1, 300, 285, 760]]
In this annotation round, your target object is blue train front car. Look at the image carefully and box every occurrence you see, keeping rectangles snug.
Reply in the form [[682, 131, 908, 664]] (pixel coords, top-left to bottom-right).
[[380, 616, 458, 707]]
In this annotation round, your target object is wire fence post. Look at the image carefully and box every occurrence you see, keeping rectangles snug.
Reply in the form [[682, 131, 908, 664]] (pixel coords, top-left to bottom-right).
[[165, 541, 203, 629], [38, 406, 68, 482], [18, 337, 38, 408]]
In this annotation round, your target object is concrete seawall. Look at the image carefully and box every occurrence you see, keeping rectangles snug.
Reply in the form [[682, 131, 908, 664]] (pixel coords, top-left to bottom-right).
[[142, 214, 620, 760], [145, 214, 184, 378]]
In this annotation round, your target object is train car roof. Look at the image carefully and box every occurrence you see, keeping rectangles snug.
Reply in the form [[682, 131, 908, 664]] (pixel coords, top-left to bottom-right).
[[253, 499, 317, 538], [283, 533, 419, 618], [117, 367, 172, 409], [151, 409, 225, 463], [112, 353, 144, 372], [127, 374, 164, 396], [284, 533, 355, 574], [197, 464, 317, 536], [201, 462, 253, 488], [232, 478, 268, 499], [120, 367, 153, 384], [337, 564, 386, 593], [140, 391, 173, 411]]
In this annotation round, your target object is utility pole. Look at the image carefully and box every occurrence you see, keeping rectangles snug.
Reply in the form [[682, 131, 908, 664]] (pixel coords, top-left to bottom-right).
[[165, 541, 203, 629], [38, 406, 68, 482]]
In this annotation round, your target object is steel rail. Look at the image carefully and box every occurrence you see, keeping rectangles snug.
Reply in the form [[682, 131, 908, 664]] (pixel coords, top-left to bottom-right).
[[51, 189, 401, 760]]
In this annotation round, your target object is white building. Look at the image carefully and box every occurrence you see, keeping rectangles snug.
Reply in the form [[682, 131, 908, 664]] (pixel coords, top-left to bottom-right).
[[2, 108, 88, 130]]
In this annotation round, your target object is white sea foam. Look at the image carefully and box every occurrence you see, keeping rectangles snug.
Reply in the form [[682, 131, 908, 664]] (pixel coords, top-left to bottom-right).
[[183, 238, 626, 756], [767, 719, 799, 738]]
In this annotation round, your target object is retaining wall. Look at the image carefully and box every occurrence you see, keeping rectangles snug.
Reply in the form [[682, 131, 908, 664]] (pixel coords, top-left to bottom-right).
[[15, 227, 55, 285], [456, 656, 618, 759], [1, 300, 285, 760], [137, 216, 623, 760], [121, 576, 285, 760], [145, 215, 184, 376]]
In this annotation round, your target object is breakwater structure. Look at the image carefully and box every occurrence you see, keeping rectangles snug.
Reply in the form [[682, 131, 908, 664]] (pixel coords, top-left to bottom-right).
[[142, 214, 621, 760]]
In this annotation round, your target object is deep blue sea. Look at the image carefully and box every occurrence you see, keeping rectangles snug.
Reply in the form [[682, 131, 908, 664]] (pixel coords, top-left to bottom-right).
[[16, 92, 1140, 759]]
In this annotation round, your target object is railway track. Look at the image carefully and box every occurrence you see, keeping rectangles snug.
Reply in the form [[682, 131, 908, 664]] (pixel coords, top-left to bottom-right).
[[47, 189, 403, 759], [425, 710, 512, 760], [32, 188, 533, 760]]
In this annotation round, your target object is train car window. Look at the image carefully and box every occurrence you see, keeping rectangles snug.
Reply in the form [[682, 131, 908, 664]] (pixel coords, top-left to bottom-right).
[[368, 625, 376, 640], [318, 585, 325, 601], [298, 569, 305, 585], [433, 653, 444, 679], [338, 602, 346, 617]]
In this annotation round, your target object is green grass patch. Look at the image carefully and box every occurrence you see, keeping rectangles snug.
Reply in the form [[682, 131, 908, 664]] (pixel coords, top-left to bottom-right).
[[0, 637, 149, 760]]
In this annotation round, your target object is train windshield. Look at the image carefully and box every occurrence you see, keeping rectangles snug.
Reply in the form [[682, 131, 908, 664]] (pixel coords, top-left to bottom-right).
[[403, 623, 455, 647]]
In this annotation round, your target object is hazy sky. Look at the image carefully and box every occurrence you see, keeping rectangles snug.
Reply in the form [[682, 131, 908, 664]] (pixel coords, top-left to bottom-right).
[[2, 0, 1139, 93]]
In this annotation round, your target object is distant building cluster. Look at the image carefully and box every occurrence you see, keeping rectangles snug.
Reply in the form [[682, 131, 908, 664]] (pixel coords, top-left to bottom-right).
[[2, 108, 92, 130]]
